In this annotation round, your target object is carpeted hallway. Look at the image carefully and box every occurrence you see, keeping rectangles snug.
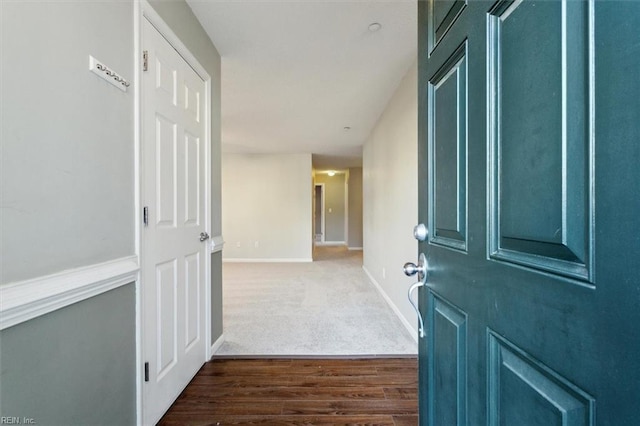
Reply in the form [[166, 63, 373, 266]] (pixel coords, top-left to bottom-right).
[[214, 246, 417, 356]]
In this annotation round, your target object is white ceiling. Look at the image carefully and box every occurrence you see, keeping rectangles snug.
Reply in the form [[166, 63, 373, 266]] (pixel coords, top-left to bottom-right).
[[186, 0, 417, 169]]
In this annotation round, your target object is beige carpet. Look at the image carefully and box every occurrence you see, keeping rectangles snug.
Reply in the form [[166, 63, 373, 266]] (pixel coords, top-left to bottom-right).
[[214, 246, 417, 356]]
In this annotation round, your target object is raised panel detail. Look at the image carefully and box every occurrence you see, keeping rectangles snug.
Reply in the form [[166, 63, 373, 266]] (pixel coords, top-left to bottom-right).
[[488, 0, 594, 282], [428, 41, 467, 252], [488, 331, 595, 426], [184, 82, 200, 123], [184, 132, 200, 226], [156, 259, 178, 379], [429, 0, 466, 53], [184, 252, 200, 351], [155, 54, 177, 106], [155, 114, 177, 227], [427, 292, 467, 426]]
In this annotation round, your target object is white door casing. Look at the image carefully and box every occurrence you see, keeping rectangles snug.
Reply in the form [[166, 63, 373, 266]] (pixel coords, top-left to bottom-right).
[[140, 15, 210, 425]]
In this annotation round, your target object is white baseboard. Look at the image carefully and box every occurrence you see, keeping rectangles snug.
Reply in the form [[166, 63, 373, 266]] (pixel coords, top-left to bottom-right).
[[348, 247, 363, 251], [314, 241, 346, 247], [223, 258, 313, 263], [210, 333, 225, 357], [0, 255, 139, 330], [362, 265, 418, 343]]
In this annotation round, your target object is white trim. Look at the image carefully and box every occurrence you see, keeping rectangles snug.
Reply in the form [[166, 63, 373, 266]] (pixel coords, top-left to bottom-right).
[[362, 265, 418, 343], [210, 333, 225, 356], [210, 235, 225, 253], [141, 4, 209, 81], [202, 41, 213, 365], [315, 241, 347, 246], [0, 256, 139, 330], [133, 2, 143, 424], [223, 258, 313, 263], [348, 247, 364, 251]]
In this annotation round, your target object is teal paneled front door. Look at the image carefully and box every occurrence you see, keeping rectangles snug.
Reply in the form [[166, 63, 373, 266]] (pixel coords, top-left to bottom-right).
[[415, 1, 640, 424]]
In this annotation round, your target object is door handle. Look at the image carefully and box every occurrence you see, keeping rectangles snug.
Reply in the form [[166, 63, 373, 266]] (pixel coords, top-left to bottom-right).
[[413, 223, 428, 241], [404, 253, 428, 282], [404, 253, 428, 338], [199, 232, 210, 242]]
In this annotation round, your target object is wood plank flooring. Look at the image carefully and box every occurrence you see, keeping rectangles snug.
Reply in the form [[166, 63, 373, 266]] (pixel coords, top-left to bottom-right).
[[159, 357, 418, 425]]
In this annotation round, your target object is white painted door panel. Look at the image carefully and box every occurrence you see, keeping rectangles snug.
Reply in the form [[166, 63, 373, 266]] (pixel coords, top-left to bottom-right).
[[142, 18, 207, 425]]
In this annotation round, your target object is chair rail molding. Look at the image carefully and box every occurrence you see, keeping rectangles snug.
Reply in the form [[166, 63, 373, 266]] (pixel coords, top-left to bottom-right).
[[210, 235, 225, 253], [0, 255, 139, 330]]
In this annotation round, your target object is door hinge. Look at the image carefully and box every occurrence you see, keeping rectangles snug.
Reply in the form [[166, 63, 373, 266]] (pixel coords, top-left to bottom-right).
[[142, 50, 148, 72], [143, 206, 149, 227], [144, 362, 149, 382]]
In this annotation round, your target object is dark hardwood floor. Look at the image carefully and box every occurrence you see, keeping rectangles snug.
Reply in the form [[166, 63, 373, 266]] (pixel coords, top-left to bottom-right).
[[159, 357, 418, 425]]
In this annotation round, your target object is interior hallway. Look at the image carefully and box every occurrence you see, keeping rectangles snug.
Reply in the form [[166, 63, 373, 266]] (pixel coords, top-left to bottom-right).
[[214, 246, 417, 356]]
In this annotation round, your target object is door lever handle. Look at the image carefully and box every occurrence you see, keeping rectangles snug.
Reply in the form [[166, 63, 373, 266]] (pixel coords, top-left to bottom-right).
[[199, 232, 210, 242], [403, 253, 428, 339], [408, 281, 425, 338]]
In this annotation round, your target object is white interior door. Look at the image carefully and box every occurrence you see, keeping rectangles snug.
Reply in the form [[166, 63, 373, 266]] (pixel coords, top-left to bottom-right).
[[141, 17, 208, 425]]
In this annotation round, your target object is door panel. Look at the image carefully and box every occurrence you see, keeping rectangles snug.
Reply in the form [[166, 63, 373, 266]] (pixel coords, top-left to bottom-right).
[[142, 17, 208, 425], [428, 41, 468, 251], [427, 293, 467, 426], [184, 133, 201, 226], [487, 0, 593, 281], [417, 1, 640, 425], [184, 251, 201, 349], [157, 259, 178, 378], [488, 332, 594, 426], [429, 0, 467, 52], [184, 83, 200, 123], [156, 115, 178, 227], [155, 53, 177, 103]]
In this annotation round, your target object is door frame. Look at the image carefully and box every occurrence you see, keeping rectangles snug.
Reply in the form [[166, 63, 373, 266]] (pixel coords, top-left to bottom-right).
[[314, 183, 326, 244], [134, 1, 212, 423]]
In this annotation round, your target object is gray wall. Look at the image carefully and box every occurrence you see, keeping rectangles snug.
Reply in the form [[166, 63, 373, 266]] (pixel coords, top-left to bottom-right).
[[348, 167, 363, 248], [0, 0, 222, 423], [314, 173, 346, 243], [0, 2, 138, 423], [1, 1, 135, 284], [0, 284, 136, 425], [211, 251, 223, 343]]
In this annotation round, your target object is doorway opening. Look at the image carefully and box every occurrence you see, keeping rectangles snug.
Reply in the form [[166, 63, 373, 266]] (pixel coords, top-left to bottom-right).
[[314, 183, 325, 244]]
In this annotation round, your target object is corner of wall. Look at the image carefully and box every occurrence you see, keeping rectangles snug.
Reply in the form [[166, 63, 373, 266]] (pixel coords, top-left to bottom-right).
[[222, 153, 313, 261]]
